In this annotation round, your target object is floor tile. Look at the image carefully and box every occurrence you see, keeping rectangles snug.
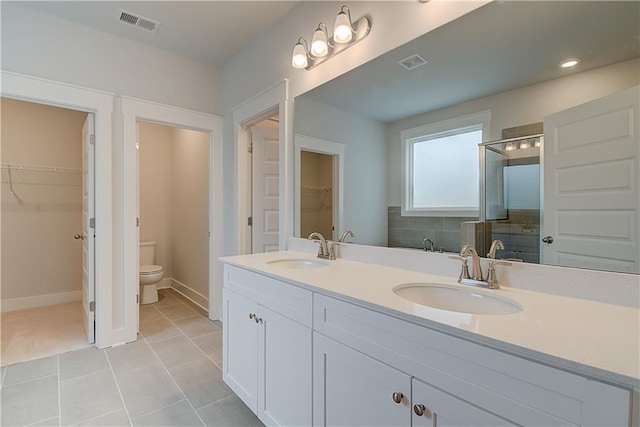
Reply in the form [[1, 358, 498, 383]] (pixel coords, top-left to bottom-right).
[[2, 355, 57, 387], [0, 375, 58, 426], [59, 347, 109, 381], [132, 399, 202, 426], [157, 303, 198, 321], [149, 335, 206, 369], [139, 317, 182, 343], [60, 369, 124, 425], [115, 364, 184, 419], [197, 395, 263, 427], [169, 357, 232, 410], [154, 293, 182, 308], [191, 331, 222, 364], [75, 409, 131, 426], [139, 305, 164, 323], [107, 340, 161, 377], [173, 316, 219, 339], [29, 416, 59, 426]]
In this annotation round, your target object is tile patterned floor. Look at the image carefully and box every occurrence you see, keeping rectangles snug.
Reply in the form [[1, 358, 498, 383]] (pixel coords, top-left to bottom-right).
[[0, 290, 263, 427]]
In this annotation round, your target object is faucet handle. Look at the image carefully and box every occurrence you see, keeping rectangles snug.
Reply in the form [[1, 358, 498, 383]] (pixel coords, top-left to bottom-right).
[[448, 256, 471, 280]]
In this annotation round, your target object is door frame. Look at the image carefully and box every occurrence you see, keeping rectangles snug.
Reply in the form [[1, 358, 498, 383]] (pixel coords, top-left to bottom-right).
[[294, 134, 345, 241], [0, 71, 114, 348], [121, 97, 223, 323], [233, 79, 293, 254]]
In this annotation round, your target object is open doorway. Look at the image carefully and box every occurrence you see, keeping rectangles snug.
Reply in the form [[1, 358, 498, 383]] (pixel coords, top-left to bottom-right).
[[135, 121, 212, 336], [1, 97, 95, 366]]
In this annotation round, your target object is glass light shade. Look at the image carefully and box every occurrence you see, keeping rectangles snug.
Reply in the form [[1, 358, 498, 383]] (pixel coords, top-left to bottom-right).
[[333, 12, 353, 43], [519, 139, 532, 149], [291, 42, 308, 69], [311, 27, 329, 57]]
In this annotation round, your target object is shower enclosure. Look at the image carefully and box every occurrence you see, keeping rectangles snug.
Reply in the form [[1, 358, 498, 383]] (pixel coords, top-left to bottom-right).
[[477, 134, 543, 263]]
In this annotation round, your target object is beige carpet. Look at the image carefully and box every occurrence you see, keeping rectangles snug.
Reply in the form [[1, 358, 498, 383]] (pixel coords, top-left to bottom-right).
[[0, 301, 91, 367]]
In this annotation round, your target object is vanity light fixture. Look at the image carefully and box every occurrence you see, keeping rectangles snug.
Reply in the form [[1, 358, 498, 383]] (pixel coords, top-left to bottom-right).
[[291, 4, 371, 71], [560, 58, 580, 68]]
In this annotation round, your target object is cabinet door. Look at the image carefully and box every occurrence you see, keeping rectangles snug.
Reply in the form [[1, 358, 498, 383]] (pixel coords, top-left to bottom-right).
[[412, 378, 515, 427], [258, 305, 312, 426], [313, 333, 411, 427], [223, 288, 258, 411]]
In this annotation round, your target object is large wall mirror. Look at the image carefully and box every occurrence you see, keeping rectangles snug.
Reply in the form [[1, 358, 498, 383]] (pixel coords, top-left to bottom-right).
[[293, 1, 639, 274]]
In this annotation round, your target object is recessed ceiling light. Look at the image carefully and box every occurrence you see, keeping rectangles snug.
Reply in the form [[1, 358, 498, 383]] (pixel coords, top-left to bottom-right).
[[560, 58, 580, 68]]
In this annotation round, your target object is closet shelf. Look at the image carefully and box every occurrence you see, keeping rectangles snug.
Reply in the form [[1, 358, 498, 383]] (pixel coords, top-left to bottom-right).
[[302, 185, 332, 192], [1, 164, 82, 187]]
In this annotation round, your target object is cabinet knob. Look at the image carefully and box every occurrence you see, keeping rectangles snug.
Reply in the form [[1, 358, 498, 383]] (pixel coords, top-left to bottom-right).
[[256, 317, 263, 324], [249, 313, 256, 320], [392, 392, 404, 404], [542, 235, 554, 244], [413, 404, 426, 417]]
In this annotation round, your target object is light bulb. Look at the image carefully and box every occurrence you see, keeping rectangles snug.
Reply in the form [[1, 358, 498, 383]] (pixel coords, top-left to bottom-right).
[[560, 58, 580, 68], [333, 11, 353, 43], [519, 139, 532, 149], [291, 42, 308, 69], [505, 142, 517, 151], [311, 26, 329, 57]]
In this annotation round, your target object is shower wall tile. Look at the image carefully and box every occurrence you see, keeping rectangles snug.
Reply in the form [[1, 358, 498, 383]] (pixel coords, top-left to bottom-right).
[[387, 207, 475, 252]]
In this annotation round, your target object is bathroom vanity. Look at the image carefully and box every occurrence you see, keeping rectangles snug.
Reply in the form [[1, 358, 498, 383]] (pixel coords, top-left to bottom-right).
[[221, 249, 638, 426]]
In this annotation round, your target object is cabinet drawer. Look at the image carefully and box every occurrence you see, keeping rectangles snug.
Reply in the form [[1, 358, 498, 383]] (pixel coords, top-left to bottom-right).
[[314, 294, 631, 426], [225, 264, 312, 327]]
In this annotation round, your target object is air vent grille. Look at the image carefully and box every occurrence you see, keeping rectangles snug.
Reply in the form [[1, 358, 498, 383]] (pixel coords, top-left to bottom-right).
[[116, 9, 160, 34], [398, 54, 428, 70]]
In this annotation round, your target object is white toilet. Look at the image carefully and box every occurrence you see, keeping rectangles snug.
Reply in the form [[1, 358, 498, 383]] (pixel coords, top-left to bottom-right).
[[139, 240, 164, 304]]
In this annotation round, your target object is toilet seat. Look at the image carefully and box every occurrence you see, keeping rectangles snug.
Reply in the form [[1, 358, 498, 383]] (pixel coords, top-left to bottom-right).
[[140, 264, 163, 275]]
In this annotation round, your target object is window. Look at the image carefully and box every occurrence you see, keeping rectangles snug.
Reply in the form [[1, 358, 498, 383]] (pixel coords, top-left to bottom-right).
[[401, 111, 490, 217]]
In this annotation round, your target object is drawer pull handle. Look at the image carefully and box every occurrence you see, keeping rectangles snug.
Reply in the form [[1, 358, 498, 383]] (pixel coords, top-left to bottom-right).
[[413, 404, 426, 417], [392, 392, 404, 404]]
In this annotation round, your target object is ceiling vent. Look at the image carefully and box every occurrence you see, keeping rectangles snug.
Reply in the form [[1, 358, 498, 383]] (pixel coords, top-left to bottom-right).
[[398, 54, 428, 70], [116, 9, 160, 34]]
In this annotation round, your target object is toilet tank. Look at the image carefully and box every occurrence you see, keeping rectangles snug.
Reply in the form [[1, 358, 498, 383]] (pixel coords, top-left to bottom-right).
[[139, 240, 156, 265]]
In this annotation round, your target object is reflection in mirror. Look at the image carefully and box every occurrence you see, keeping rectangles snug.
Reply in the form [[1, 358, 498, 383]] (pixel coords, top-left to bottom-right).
[[293, 1, 639, 273]]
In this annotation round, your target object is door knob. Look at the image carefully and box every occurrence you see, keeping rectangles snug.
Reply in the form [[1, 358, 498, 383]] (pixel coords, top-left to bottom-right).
[[542, 236, 554, 244], [74, 234, 84, 240], [391, 392, 404, 404]]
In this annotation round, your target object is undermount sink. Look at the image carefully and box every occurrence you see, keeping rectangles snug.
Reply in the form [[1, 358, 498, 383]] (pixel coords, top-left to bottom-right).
[[266, 258, 329, 269], [393, 283, 523, 315]]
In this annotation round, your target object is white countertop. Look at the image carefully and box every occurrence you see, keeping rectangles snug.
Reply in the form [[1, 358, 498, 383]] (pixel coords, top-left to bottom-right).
[[221, 251, 640, 390]]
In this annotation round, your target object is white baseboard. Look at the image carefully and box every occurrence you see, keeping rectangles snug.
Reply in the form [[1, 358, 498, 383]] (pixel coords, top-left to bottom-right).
[[170, 278, 208, 313], [1, 290, 82, 313]]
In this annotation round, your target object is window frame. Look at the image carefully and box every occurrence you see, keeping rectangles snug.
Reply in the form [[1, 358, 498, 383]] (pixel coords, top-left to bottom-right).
[[400, 110, 491, 217]]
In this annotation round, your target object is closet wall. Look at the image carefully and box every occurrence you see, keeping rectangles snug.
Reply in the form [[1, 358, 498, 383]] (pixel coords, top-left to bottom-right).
[[1, 98, 87, 310]]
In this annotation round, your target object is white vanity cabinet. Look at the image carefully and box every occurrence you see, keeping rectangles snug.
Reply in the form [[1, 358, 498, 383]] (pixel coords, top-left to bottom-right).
[[222, 265, 313, 427], [313, 294, 632, 427]]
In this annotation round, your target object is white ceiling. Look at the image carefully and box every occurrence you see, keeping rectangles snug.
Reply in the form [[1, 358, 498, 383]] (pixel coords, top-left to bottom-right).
[[302, 1, 640, 123], [16, 1, 299, 67]]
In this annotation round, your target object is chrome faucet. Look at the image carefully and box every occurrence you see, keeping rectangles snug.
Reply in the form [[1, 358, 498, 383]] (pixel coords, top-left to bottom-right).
[[308, 232, 336, 260], [460, 244, 483, 281], [451, 241, 510, 289], [339, 229, 356, 243], [487, 239, 504, 259], [423, 238, 435, 252]]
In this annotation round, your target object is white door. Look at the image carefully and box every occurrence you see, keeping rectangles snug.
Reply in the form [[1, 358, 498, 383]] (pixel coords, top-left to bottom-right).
[[81, 113, 95, 344], [251, 126, 280, 253], [257, 305, 312, 426], [542, 86, 639, 273], [313, 333, 411, 427], [223, 288, 258, 410]]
